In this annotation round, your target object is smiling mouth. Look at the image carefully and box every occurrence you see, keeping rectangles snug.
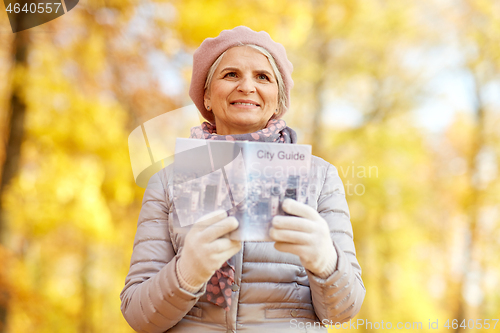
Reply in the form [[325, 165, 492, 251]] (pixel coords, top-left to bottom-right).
[[231, 102, 260, 107]]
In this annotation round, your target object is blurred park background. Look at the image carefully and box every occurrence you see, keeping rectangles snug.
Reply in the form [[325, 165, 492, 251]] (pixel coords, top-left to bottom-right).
[[0, 0, 499, 332]]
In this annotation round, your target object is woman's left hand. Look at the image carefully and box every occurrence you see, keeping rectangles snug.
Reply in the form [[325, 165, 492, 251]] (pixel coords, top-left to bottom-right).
[[269, 198, 338, 278]]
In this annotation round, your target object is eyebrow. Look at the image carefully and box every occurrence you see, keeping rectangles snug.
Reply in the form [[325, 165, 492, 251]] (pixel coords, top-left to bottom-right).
[[220, 67, 275, 78]]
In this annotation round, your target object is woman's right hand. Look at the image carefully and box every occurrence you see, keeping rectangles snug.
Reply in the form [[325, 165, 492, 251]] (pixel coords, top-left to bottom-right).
[[176, 210, 242, 291]]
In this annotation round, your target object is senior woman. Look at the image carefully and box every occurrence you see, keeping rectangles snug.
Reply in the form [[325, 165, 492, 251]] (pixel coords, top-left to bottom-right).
[[120, 26, 365, 333]]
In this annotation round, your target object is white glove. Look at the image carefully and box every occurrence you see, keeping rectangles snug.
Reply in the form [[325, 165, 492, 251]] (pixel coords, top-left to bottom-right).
[[269, 198, 338, 279], [176, 210, 242, 292]]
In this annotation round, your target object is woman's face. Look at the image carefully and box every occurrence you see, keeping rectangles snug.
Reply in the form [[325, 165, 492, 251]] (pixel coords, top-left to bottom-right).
[[204, 46, 279, 135]]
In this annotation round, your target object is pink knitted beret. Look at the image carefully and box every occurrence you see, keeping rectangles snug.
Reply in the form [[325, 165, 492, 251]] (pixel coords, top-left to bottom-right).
[[189, 26, 294, 123]]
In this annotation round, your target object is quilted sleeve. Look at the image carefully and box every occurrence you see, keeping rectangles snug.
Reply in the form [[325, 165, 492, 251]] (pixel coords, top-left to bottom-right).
[[307, 163, 366, 324], [120, 171, 207, 333]]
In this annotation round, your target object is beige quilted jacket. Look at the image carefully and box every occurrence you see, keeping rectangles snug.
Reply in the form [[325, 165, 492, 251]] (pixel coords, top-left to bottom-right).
[[120, 155, 365, 332]]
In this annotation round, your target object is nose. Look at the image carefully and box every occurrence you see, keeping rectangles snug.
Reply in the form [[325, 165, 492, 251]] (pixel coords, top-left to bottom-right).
[[237, 76, 256, 94]]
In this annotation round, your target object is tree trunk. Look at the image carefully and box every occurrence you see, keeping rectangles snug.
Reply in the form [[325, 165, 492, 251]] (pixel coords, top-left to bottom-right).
[[454, 73, 486, 333], [0, 22, 30, 333], [309, 0, 329, 155], [79, 244, 93, 333]]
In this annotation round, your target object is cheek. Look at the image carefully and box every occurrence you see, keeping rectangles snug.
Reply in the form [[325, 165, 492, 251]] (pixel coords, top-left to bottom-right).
[[212, 82, 233, 99], [265, 88, 279, 105]]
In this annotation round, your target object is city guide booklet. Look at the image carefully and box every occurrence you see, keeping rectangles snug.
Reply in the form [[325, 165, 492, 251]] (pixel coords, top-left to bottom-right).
[[172, 138, 311, 241]]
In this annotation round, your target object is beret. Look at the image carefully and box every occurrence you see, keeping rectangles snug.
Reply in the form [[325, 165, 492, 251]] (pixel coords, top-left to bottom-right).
[[189, 26, 294, 123]]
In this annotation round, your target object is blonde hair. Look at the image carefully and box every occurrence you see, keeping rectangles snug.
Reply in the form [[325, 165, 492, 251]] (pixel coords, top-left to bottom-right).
[[204, 44, 287, 119]]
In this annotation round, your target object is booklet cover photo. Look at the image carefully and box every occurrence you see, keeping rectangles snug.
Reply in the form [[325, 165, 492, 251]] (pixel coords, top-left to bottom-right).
[[172, 138, 311, 241]]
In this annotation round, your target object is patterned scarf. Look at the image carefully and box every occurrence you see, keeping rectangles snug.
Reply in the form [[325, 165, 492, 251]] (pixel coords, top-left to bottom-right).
[[189, 118, 297, 143], [189, 118, 297, 311]]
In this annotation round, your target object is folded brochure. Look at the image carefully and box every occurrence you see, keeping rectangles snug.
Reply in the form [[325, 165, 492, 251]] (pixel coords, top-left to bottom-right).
[[172, 138, 311, 241]]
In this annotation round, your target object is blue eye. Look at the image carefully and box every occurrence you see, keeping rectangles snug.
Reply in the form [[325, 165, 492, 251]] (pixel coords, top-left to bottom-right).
[[258, 74, 269, 80], [225, 72, 237, 78]]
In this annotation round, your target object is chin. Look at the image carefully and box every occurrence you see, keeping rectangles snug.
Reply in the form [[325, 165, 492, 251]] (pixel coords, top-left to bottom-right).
[[231, 118, 265, 131]]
